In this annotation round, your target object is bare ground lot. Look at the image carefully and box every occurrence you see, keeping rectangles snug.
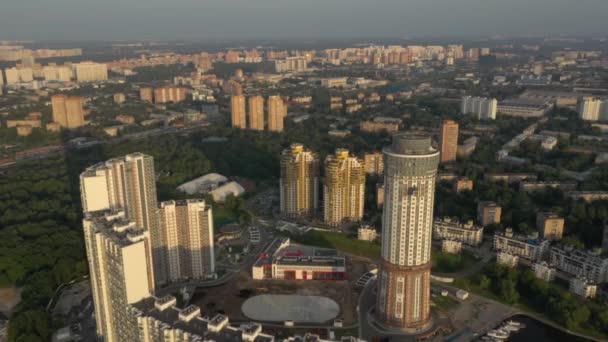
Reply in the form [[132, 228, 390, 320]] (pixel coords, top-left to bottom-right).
[[190, 255, 373, 325], [0, 287, 21, 315]]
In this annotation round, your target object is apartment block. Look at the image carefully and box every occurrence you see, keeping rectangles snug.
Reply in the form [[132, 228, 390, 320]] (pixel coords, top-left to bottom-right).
[[280, 144, 319, 218], [323, 149, 365, 226]]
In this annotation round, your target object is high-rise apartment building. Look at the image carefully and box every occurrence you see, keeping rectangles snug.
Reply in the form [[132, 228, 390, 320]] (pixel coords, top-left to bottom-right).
[[280, 144, 319, 218], [579, 97, 608, 121], [139, 87, 154, 103], [323, 149, 366, 226], [439, 119, 459, 163], [80, 153, 166, 285], [42, 65, 73, 82], [376, 134, 439, 331], [83, 210, 154, 342], [231, 95, 246, 129], [461, 96, 497, 120], [248, 95, 265, 130], [74, 61, 108, 82], [51, 94, 85, 129], [364, 152, 384, 175], [159, 199, 215, 282], [153, 86, 186, 104], [268, 95, 286, 132], [4, 67, 33, 84]]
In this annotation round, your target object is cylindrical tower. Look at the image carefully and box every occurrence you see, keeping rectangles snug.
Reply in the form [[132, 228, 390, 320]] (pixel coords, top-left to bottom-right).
[[375, 134, 439, 331]]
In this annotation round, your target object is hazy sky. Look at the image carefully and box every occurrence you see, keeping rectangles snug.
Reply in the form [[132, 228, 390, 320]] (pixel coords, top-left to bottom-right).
[[1, 0, 607, 41]]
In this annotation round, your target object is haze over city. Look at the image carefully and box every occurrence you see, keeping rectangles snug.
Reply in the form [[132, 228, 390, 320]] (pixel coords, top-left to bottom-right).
[[2, 1, 608, 342], [1, 0, 607, 40]]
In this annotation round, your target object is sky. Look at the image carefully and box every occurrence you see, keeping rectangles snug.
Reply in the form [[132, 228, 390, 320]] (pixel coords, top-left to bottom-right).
[[1, 0, 607, 41]]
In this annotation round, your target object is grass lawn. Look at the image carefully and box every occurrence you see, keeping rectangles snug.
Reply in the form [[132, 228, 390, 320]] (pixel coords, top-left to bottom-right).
[[291, 230, 381, 259], [431, 294, 459, 310], [431, 248, 478, 274]]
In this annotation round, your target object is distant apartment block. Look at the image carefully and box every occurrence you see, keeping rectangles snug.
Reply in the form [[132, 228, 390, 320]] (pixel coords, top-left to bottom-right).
[[453, 177, 473, 193], [570, 277, 597, 299], [268, 95, 286, 132], [497, 99, 552, 118], [358, 226, 377, 242], [51, 94, 85, 129], [74, 61, 108, 82], [550, 246, 608, 284], [536, 212, 564, 241], [496, 252, 519, 268], [439, 119, 459, 162], [42, 65, 73, 82], [375, 183, 384, 210], [533, 262, 556, 282], [153, 86, 186, 104], [4, 67, 33, 84], [360, 117, 401, 133], [274, 56, 308, 73], [579, 97, 608, 121], [442, 239, 463, 254], [494, 228, 548, 262], [230, 95, 246, 129], [139, 87, 154, 103], [477, 201, 502, 226], [461, 96, 497, 120], [433, 217, 484, 246], [484, 173, 537, 184], [248, 95, 265, 130], [364, 152, 384, 175], [519, 181, 577, 193]]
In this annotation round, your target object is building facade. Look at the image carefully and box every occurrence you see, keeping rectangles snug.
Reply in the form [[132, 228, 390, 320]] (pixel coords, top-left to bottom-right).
[[323, 149, 365, 226], [364, 152, 384, 175], [439, 119, 459, 163], [268, 95, 286, 132], [74, 61, 108, 82], [433, 217, 483, 246], [536, 212, 564, 241], [461, 96, 497, 120], [376, 134, 439, 331], [280, 144, 319, 218], [493, 228, 547, 261], [83, 210, 154, 342], [80, 153, 166, 284], [477, 201, 502, 226], [231, 95, 246, 129], [159, 199, 215, 282], [248, 95, 265, 130], [51, 94, 85, 129]]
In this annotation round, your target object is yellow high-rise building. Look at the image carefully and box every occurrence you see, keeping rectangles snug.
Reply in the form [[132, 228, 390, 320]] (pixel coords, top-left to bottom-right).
[[323, 149, 366, 226], [439, 119, 459, 162], [231, 95, 246, 129], [268, 95, 286, 132], [280, 143, 319, 218], [248, 95, 265, 130]]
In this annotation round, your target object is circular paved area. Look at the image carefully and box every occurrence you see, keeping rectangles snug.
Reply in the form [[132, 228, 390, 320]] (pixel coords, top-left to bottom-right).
[[242, 294, 339, 323]]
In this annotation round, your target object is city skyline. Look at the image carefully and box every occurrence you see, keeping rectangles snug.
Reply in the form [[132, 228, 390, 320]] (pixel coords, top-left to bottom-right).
[[1, 0, 607, 40]]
